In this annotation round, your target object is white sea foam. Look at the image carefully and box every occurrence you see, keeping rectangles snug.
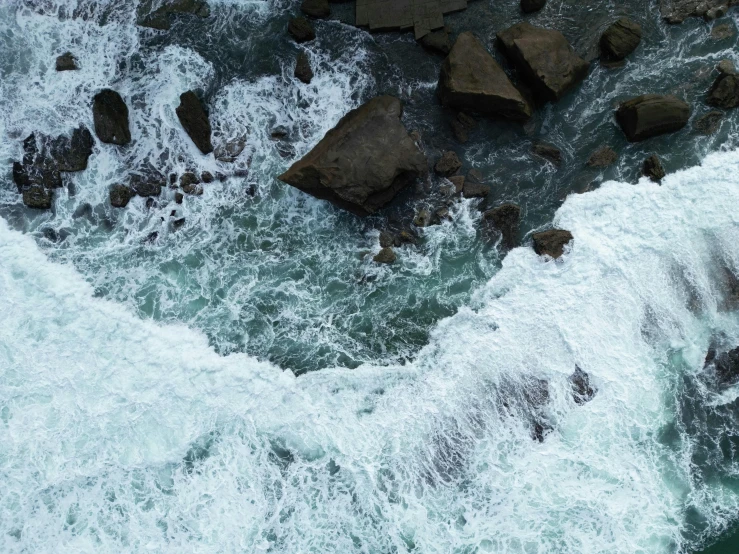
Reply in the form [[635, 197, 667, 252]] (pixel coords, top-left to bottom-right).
[[3, 147, 739, 552]]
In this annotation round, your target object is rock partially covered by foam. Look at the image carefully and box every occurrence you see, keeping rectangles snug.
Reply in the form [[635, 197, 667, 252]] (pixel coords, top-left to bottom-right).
[[176, 91, 213, 155], [616, 95, 690, 142], [569, 366, 597, 405], [55, 52, 78, 71], [137, 0, 210, 30], [438, 32, 532, 121], [278, 96, 427, 216], [532, 229, 573, 259], [705, 346, 739, 386], [93, 89, 131, 146], [483, 203, 521, 249], [497, 22, 589, 102]]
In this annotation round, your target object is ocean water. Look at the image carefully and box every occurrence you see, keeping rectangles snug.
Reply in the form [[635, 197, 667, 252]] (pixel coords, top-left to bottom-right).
[[3, 0, 739, 552]]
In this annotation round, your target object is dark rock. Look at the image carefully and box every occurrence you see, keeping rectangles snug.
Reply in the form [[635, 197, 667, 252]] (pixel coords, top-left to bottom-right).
[[434, 150, 462, 176], [176, 91, 213, 155], [175, 192, 184, 204], [616, 94, 690, 142], [49, 126, 94, 172], [718, 59, 736, 75], [373, 247, 397, 264], [173, 217, 186, 230], [600, 18, 642, 61], [396, 230, 418, 245], [531, 142, 562, 165], [23, 185, 53, 209], [660, 0, 735, 24], [450, 112, 477, 143], [145, 197, 157, 209], [278, 96, 427, 216], [72, 202, 93, 219], [569, 366, 596, 405], [288, 17, 316, 43], [436, 206, 451, 221], [711, 23, 736, 40], [145, 231, 159, 243], [419, 27, 451, 56], [130, 173, 163, 197], [201, 171, 214, 183], [56, 52, 78, 71], [462, 182, 490, 198], [438, 32, 532, 121], [707, 346, 739, 386], [355, 0, 470, 39], [497, 22, 589, 102], [483, 203, 521, 249], [707, 73, 739, 109], [449, 175, 465, 194], [180, 172, 200, 187], [642, 155, 666, 182], [270, 126, 289, 139], [294, 51, 314, 84], [214, 137, 246, 163], [414, 209, 438, 227], [521, 0, 546, 13], [694, 110, 724, 135], [300, 0, 330, 18], [137, 0, 210, 30], [12, 160, 62, 192], [93, 89, 131, 146], [587, 146, 618, 168], [379, 230, 395, 248], [532, 229, 573, 259], [110, 184, 133, 207]]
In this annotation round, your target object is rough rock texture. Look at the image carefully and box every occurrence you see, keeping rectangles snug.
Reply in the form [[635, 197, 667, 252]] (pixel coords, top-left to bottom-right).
[[450, 111, 477, 143], [300, 0, 330, 18], [434, 150, 462, 176], [660, 0, 739, 24], [288, 17, 316, 43], [22, 185, 53, 209], [137, 0, 210, 30], [587, 146, 618, 167], [707, 73, 739, 109], [531, 142, 562, 165], [463, 182, 490, 198], [130, 173, 164, 197], [419, 27, 451, 55], [414, 209, 437, 227], [616, 94, 690, 142], [694, 110, 724, 135], [93, 89, 131, 146], [521, 0, 546, 13], [356, 0, 468, 39], [532, 229, 573, 258], [374, 247, 397, 264], [438, 32, 532, 121], [483, 203, 521, 249], [600, 18, 642, 61], [214, 137, 246, 163], [49, 126, 94, 171], [110, 184, 134, 207], [294, 51, 314, 84], [719, 59, 737, 75], [569, 366, 597, 405], [56, 52, 78, 71], [642, 155, 666, 182], [497, 22, 589, 102], [278, 96, 427, 216], [176, 91, 213, 154], [712, 23, 736, 40]]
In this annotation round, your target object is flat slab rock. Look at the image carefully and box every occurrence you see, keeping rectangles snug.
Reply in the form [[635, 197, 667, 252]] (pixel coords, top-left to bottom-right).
[[356, 0, 467, 39]]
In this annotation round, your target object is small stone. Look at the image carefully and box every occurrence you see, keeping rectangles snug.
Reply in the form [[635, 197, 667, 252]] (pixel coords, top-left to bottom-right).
[[288, 16, 316, 43], [587, 146, 618, 168], [300, 0, 329, 18], [642, 155, 666, 182], [462, 182, 490, 198], [56, 52, 78, 71], [373, 247, 397, 264], [379, 231, 395, 248], [294, 51, 314, 84], [434, 150, 462, 177], [694, 111, 724, 135], [532, 229, 573, 259], [110, 184, 133, 207], [201, 171, 214, 183], [175, 192, 184, 204]]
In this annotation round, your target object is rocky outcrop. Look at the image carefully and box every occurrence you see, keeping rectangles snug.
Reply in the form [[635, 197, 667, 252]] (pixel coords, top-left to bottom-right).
[[483, 203, 521, 249], [374, 247, 397, 264], [434, 151, 462, 176], [288, 17, 316, 43], [137, 0, 210, 30], [642, 155, 666, 182], [93, 89, 131, 146], [300, 0, 330, 18], [130, 173, 164, 197], [587, 146, 618, 168], [521, 0, 546, 13], [294, 52, 314, 84], [531, 142, 562, 166], [49, 126, 94, 172], [109, 184, 134, 207], [569, 366, 596, 405], [707, 72, 739, 109], [438, 32, 532, 121], [497, 22, 589, 102], [660, 0, 738, 24], [419, 27, 451, 56], [176, 91, 213, 155], [616, 95, 690, 142], [600, 18, 642, 61], [278, 96, 427, 216], [532, 229, 573, 259], [56, 52, 78, 71]]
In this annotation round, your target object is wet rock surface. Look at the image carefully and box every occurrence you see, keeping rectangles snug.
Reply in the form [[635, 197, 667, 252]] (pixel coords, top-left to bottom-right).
[[137, 0, 210, 30], [356, 0, 468, 39], [600, 18, 642, 61], [616, 94, 690, 142], [569, 366, 597, 405], [288, 16, 316, 43], [55, 52, 78, 71], [92, 89, 131, 146], [483, 203, 521, 249], [176, 91, 213, 155], [294, 51, 314, 84], [642, 155, 666, 182], [532, 229, 573, 259]]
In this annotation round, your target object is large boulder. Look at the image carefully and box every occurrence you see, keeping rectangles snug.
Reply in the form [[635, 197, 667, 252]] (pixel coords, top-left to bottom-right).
[[49, 126, 94, 172], [278, 96, 427, 216], [294, 52, 314, 84], [137, 0, 210, 30], [419, 28, 452, 56], [707, 73, 739, 109], [176, 91, 213, 155], [616, 94, 690, 142], [532, 229, 573, 259], [497, 22, 589, 102], [483, 203, 521, 249], [600, 18, 642, 61], [93, 89, 131, 146], [438, 32, 532, 121]]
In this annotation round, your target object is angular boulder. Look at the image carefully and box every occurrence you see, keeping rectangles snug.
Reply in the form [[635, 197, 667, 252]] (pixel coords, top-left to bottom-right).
[[22, 185, 53, 209], [434, 151, 462, 176], [93, 89, 131, 146], [176, 91, 213, 155], [288, 17, 316, 43], [521, 0, 546, 13], [693, 110, 723, 135], [438, 32, 532, 121], [707, 73, 739, 109], [56, 52, 78, 71], [49, 126, 94, 172], [374, 247, 397, 264], [600, 18, 642, 61], [532, 229, 573, 258], [569, 366, 596, 405], [642, 155, 666, 182], [531, 142, 562, 165], [483, 203, 521, 249], [110, 184, 134, 207], [616, 94, 690, 142], [419, 28, 452, 56], [587, 146, 617, 168], [497, 22, 589, 102], [294, 51, 314, 84], [278, 96, 427, 216]]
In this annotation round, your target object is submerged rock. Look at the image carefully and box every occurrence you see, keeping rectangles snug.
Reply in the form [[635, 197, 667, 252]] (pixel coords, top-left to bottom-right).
[[300, 0, 329, 18], [616, 94, 690, 142], [521, 0, 546, 13], [109, 184, 133, 207], [214, 137, 246, 163], [483, 203, 521, 249], [707, 72, 739, 109], [56, 52, 78, 71], [600, 18, 642, 61], [569, 366, 597, 405], [176, 91, 213, 155], [642, 155, 666, 182], [137, 0, 210, 30], [373, 247, 397, 264], [587, 146, 618, 168], [294, 51, 314, 84], [434, 151, 462, 177], [438, 32, 532, 121], [93, 89, 131, 146], [497, 22, 589, 102], [278, 96, 427, 216], [288, 16, 316, 43], [532, 229, 573, 259], [450, 111, 477, 143], [531, 142, 562, 166]]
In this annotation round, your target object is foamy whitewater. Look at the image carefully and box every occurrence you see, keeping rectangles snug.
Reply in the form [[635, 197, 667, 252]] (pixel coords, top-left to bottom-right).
[[2, 148, 739, 552]]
